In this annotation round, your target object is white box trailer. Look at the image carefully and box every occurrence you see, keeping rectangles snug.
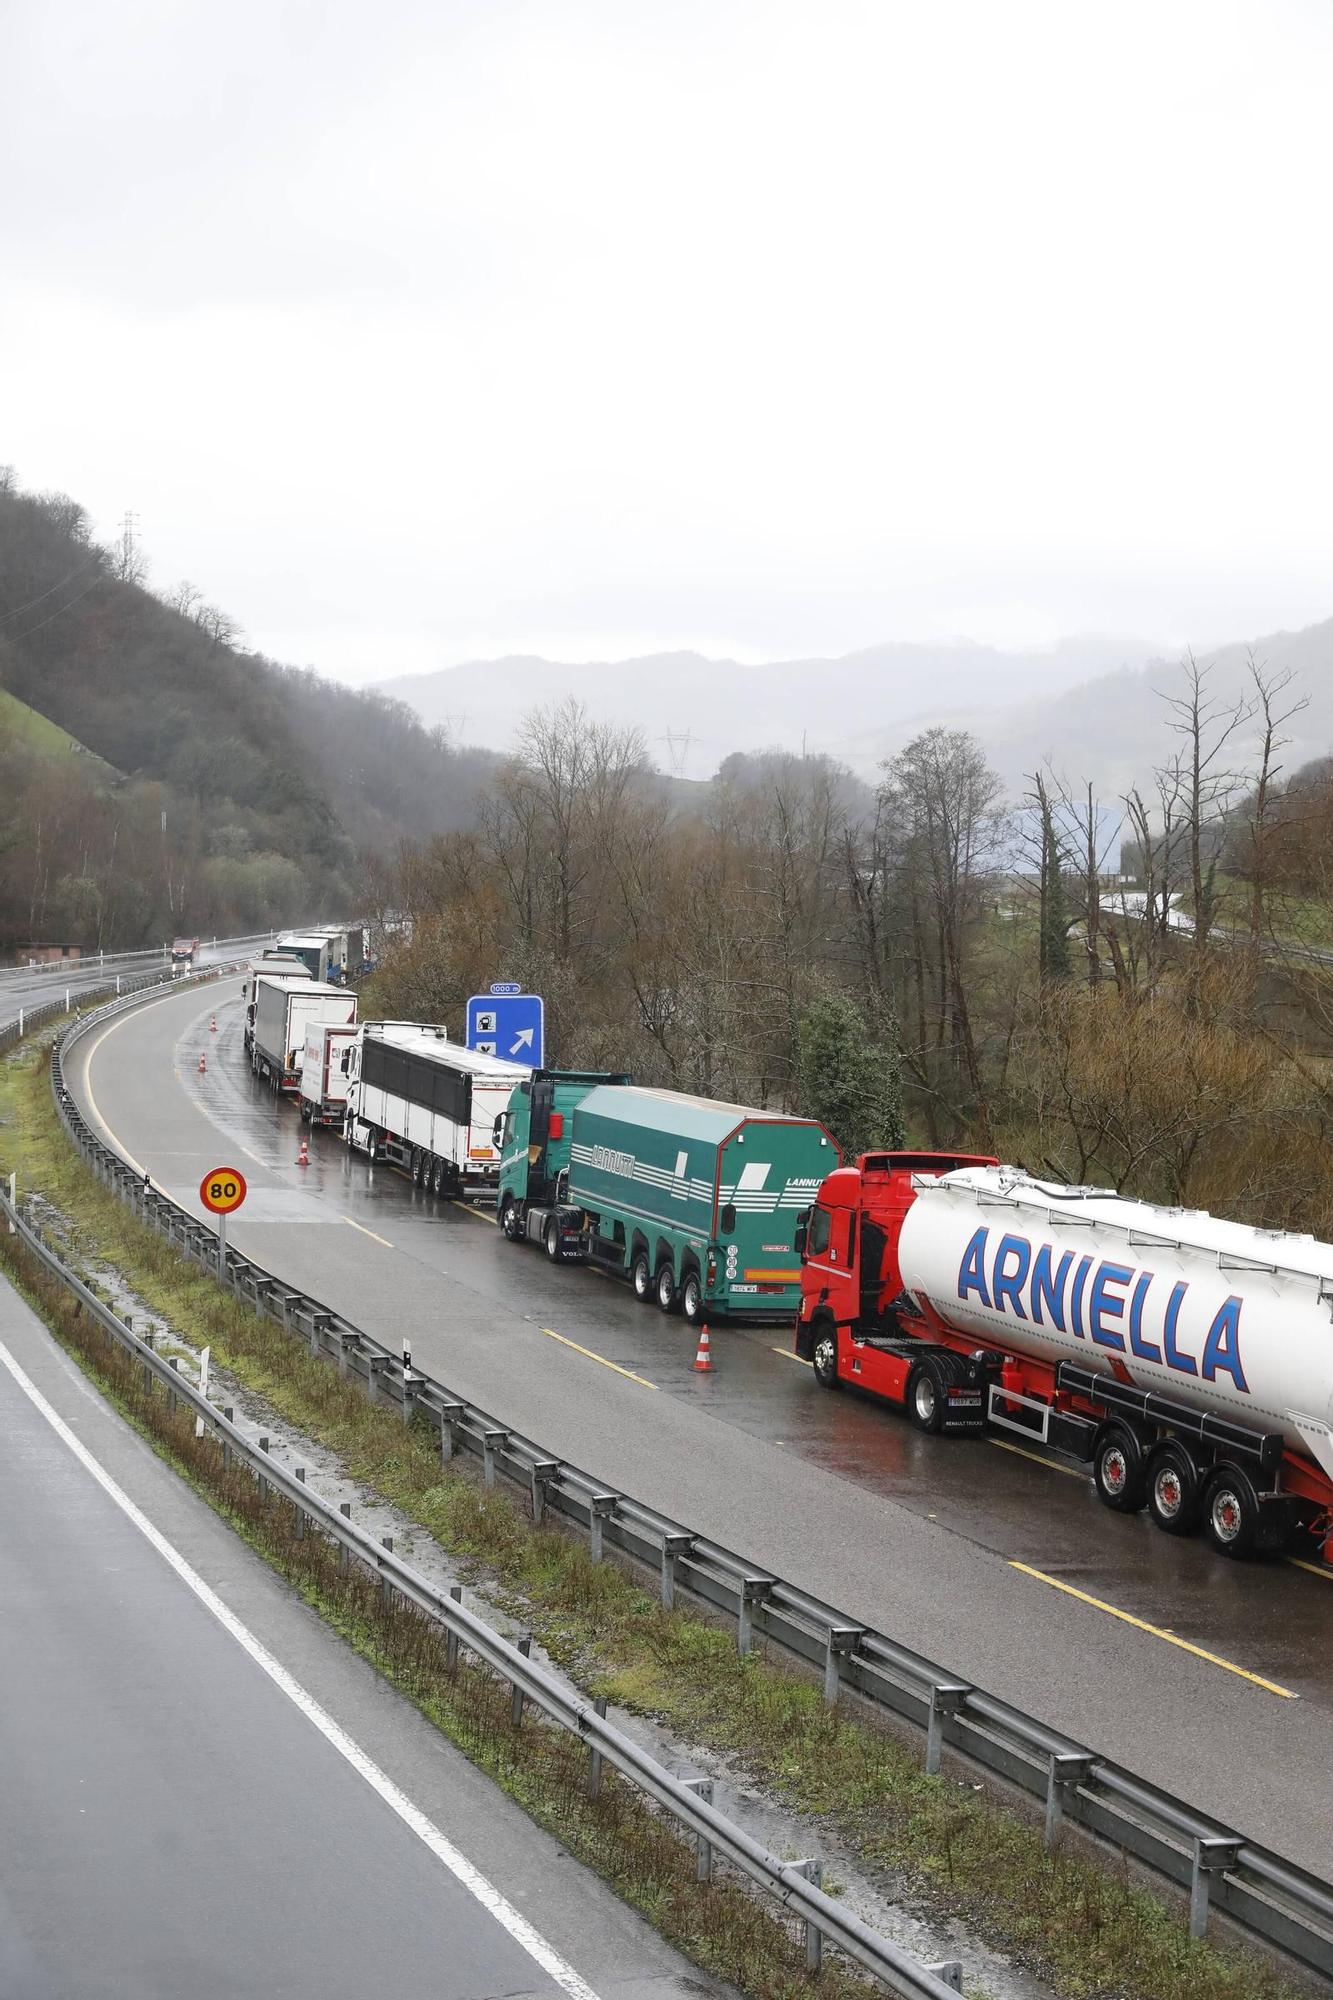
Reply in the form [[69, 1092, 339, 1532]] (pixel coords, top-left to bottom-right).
[[298, 1022, 358, 1125], [242, 953, 312, 1049], [251, 975, 356, 1093], [346, 1022, 531, 1194], [277, 931, 337, 983]]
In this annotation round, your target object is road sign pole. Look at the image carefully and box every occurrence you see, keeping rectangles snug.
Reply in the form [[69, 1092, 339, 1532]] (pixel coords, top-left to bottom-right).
[[218, 1209, 227, 1286]]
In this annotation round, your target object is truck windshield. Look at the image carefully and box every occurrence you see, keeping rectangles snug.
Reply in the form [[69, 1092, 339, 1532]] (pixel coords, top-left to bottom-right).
[[807, 1206, 832, 1256]]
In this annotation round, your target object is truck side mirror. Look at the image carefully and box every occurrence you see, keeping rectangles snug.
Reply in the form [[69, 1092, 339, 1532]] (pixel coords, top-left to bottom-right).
[[794, 1207, 810, 1259], [492, 1114, 506, 1148]]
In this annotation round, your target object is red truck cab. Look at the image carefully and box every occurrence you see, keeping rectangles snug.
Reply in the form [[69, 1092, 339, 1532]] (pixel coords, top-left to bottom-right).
[[795, 1150, 999, 1431]]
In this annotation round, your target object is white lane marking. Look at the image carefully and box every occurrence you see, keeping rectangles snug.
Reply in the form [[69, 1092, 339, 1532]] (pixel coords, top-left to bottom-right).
[[0, 1338, 603, 2000]]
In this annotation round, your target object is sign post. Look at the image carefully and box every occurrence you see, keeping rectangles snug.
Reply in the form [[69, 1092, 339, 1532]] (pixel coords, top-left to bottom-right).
[[199, 1166, 247, 1286]]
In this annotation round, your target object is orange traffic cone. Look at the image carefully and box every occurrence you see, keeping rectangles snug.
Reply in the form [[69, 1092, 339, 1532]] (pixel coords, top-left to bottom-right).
[[210, 1014, 218, 1033], [692, 1324, 715, 1373], [296, 1135, 310, 1167], [197, 1052, 206, 1073]]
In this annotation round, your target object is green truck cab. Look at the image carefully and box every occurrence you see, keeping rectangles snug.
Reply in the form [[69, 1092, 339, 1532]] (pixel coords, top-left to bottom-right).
[[496, 1070, 840, 1323]]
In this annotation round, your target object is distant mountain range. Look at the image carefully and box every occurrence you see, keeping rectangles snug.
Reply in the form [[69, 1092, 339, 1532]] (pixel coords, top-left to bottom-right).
[[377, 619, 1333, 796]]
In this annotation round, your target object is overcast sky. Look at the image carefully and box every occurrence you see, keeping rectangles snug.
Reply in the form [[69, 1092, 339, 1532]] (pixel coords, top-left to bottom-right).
[[3, 0, 1332, 687]]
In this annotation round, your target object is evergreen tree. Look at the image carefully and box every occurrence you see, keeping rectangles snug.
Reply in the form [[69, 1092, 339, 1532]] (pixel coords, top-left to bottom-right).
[[797, 987, 905, 1157]]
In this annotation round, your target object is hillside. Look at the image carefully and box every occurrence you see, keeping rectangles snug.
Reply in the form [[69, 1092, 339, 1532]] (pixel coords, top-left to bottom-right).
[[378, 621, 1333, 795], [0, 480, 499, 953]]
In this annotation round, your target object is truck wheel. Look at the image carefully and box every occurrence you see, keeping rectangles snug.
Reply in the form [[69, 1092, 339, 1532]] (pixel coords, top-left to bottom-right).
[[811, 1321, 840, 1390], [655, 1262, 678, 1313], [1147, 1441, 1204, 1536], [1202, 1465, 1261, 1559], [500, 1200, 522, 1243], [544, 1218, 562, 1261], [906, 1358, 947, 1434], [680, 1271, 703, 1322], [631, 1253, 653, 1302], [1092, 1423, 1148, 1513]]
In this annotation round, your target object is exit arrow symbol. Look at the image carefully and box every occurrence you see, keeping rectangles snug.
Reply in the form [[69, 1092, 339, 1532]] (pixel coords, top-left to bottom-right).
[[510, 1027, 535, 1056]]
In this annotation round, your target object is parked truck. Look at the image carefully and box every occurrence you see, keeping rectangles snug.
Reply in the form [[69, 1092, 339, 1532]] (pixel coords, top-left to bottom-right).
[[298, 1021, 359, 1125], [276, 931, 337, 983], [496, 1073, 840, 1323], [795, 1154, 1333, 1562], [345, 1022, 530, 1193], [250, 974, 356, 1093]]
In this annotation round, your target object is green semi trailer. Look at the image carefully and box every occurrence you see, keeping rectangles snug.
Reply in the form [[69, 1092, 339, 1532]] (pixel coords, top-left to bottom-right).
[[495, 1070, 840, 1323]]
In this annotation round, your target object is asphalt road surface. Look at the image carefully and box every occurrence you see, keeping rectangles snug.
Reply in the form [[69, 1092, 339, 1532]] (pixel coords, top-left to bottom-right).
[[66, 979, 1333, 1875], [0, 1273, 728, 2000], [0, 935, 270, 1032]]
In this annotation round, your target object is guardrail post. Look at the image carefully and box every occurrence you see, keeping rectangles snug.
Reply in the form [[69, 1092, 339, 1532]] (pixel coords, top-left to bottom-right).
[[926, 1962, 964, 1994], [738, 1576, 773, 1656], [680, 1776, 715, 1879], [924, 1682, 972, 1775], [511, 1636, 532, 1727], [586, 1695, 608, 1798], [793, 1860, 823, 1970], [1044, 1752, 1094, 1848], [222, 1407, 234, 1470], [380, 1537, 394, 1610], [140, 1329, 156, 1395], [439, 1402, 466, 1462], [367, 1353, 392, 1405], [482, 1428, 509, 1487], [1190, 1836, 1241, 1939], [446, 1583, 462, 1671], [588, 1493, 618, 1563], [660, 1532, 693, 1610], [294, 1466, 307, 1538], [529, 1459, 560, 1524], [309, 1311, 332, 1359], [7, 1171, 15, 1233], [167, 1356, 180, 1414], [334, 1330, 358, 1379], [257, 1435, 270, 1503], [338, 1500, 352, 1570], [823, 1625, 864, 1705]]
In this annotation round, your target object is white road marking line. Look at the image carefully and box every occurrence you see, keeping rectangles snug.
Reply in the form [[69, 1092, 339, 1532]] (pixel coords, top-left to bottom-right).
[[0, 1338, 602, 2000]]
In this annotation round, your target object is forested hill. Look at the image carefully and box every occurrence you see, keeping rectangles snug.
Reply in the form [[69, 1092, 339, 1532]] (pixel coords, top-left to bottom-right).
[[0, 479, 498, 953]]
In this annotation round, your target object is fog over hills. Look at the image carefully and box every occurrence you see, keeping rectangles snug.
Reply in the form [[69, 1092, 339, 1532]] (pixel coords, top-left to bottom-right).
[[378, 618, 1333, 793]]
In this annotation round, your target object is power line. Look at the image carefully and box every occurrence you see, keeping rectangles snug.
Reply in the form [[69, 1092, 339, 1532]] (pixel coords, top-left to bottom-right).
[[0, 545, 104, 627]]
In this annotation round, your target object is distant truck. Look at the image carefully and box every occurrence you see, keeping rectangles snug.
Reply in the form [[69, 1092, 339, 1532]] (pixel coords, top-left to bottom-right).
[[250, 974, 356, 1093], [298, 1022, 359, 1126], [170, 937, 199, 972], [242, 955, 312, 1045], [276, 931, 337, 984], [496, 1073, 839, 1323], [345, 1022, 531, 1194]]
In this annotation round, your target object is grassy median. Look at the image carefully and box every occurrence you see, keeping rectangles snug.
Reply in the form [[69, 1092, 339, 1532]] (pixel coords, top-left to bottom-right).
[[0, 1028, 1313, 2000]]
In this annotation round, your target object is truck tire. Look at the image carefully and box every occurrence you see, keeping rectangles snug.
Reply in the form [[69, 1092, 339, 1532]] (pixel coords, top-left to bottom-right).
[[1202, 1465, 1262, 1559], [631, 1252, 653, 1302], [906, 1358, 947, 1434], [680, 1271, 703, 1323], [1146, 1440, 1204, 1536], [544, 1218, 561, 1261], [500, 1200, 522, 1243], [811, 1318, 840, 1390], [1092, 1423, 1148, 1513], [655, 1262, 678, 1313]]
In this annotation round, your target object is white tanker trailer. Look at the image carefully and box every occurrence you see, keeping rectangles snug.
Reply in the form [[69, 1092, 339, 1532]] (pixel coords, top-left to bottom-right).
[[795, 1152, 1333, 1563]]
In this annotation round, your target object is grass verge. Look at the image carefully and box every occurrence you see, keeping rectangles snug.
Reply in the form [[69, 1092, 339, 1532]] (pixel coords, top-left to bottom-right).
[[0, 1027, 1312, 2000]]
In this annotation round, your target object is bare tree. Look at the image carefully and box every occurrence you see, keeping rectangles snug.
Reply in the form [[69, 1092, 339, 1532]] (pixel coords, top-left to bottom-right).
[[1162, 654, 1254, 956]]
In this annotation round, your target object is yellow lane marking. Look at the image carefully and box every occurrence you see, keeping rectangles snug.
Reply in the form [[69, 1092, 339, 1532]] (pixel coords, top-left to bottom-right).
[[1287, 1557, 1333, 1583], [450, 1200, 497, 1226], [989, 1437, 1084, 1480], [772, 1345, 812, 1367], [343, 1216, 394, 1249], [1009, 1561, 1297, 1698], [540, 1328, 656, 1389]]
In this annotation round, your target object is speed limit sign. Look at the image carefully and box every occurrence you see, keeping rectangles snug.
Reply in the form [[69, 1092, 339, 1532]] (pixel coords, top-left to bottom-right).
[[200, 1167, 247, 1214]]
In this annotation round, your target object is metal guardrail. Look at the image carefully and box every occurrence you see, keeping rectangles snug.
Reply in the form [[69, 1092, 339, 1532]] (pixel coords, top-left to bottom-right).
[[0, 930, 277, 983], [0, 957, 235, 1054], [29, 984, 1333, 1982], [0, 1172, 964, 2000]]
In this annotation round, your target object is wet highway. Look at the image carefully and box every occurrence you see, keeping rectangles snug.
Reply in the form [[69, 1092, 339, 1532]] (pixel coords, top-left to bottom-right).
[[0, 934, 270, 1031], [0, 1268, 712, 2000], [66, 981, 1333, 1874]]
